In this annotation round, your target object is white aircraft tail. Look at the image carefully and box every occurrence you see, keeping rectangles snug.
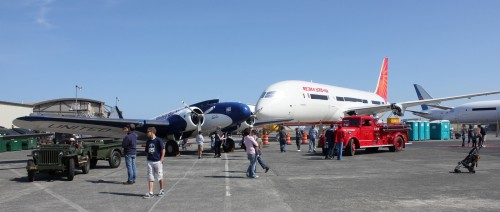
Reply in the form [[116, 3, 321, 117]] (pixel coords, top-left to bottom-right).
[[374, 58, 389, 102]]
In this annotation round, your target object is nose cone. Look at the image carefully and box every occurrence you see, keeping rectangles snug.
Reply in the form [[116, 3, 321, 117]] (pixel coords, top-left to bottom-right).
[[255, 98, 288, 120], [233, 103, 252, 123]]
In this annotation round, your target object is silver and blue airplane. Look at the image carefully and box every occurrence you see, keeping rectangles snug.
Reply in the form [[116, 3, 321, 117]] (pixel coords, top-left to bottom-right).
[[13, 99, 253, 156], [408, 84, 500, 123]]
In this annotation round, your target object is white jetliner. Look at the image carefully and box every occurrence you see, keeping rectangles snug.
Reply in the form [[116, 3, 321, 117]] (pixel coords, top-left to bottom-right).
[[255, 58, 500, 124], [408, 84, 500, 123]]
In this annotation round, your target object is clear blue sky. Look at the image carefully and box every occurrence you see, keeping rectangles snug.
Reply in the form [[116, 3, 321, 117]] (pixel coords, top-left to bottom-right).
[[1, 0, 499, 119]]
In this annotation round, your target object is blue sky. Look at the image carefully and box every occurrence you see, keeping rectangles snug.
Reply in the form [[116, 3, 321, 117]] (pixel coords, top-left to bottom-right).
[[1, 0, 499, 119]]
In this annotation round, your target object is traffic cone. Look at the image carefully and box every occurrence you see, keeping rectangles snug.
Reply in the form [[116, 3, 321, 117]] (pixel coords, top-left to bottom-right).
[[302, 132, 309, 144], [263, 133, 269, 145], [286, 132, 291, 145]]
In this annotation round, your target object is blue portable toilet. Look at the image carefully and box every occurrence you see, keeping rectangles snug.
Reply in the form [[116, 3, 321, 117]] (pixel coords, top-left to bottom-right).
[[418, 121, 425, 140], [430, 120, 451, 140], [424, 121, 430, 140], [406, 121, 419, 141]]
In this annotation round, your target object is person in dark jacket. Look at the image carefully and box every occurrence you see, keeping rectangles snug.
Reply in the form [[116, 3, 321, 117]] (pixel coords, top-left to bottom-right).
[[324, 124, 336, 159], [122, 123, 137, 185]]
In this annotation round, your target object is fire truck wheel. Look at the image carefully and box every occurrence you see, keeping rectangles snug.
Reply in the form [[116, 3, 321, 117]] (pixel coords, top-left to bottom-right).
[[345, 139, 356, 156], [394, 137, 404, 152]]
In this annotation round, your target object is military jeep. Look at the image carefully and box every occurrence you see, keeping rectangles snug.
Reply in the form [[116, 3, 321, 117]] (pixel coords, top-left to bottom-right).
[[27, 143, 90, 181], [26, 139, 123, 181]]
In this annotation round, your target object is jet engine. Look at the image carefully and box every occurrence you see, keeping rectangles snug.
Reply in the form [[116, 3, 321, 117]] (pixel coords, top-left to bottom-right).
[[390, 103, 405, 116]]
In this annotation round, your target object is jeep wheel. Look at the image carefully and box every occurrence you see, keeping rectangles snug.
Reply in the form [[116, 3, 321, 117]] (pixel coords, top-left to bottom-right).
[[109, 151, 121, 168], [82, 154, 90, 174], [90, 158, 98, 169], [67, 159, 75, 181], [165, 140, 179, 156], [345, 139, 356, 156], [27, 160, 35, 182]]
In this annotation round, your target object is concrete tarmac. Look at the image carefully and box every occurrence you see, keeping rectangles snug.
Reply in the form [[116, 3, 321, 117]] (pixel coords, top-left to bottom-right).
[[1, 136, 500, 212]]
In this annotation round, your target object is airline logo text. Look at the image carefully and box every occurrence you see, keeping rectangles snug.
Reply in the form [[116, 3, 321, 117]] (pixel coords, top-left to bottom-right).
[[302, 87, 329, 93]]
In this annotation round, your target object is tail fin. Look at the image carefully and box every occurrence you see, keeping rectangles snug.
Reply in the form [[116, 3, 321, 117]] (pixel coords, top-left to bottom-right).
[[413, 84, 433, 110], [374, 58, 388, 102]]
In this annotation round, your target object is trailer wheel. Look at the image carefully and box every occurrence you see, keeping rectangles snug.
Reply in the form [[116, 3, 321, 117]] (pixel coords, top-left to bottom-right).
[[67, 158, 75, 181], [165, 140, 179, 156], [109, 150, 121, 168], [82, 154, 90, 174], [345, 139, 356, 156], [27, 160, 35, 182], [223, 138, 235, 153]]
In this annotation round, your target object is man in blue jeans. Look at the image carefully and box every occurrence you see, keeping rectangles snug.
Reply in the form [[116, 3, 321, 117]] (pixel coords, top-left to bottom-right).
[[122, 123, 137, 185]]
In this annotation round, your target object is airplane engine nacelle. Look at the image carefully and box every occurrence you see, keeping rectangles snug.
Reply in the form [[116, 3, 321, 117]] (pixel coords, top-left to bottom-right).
[[236, 116, 256, 132], [390, 103, 405, 116], [156, 106, 205, 132]]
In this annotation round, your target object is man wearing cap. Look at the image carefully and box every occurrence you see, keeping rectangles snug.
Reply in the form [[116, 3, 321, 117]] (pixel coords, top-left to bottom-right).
[[122, 123, 137, 185]]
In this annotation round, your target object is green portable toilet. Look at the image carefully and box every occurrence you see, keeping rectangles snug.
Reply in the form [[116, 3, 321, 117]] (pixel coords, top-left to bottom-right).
[[430, 120, 451, 140], [7, 139, 22, 151], [406, 121, 419, 141], [424, 121, 430, 140], [0, 133, 7, 152], [418, 121, 425, 140], [22, 137, 37, 150]]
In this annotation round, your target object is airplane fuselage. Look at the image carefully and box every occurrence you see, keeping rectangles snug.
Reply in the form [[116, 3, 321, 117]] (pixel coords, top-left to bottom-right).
[[417, 100, 500, 123], [255, 80, 387, 123]]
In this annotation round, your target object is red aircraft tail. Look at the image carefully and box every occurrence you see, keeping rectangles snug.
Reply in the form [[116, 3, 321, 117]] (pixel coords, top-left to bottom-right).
[[374, 58, 388, 102]]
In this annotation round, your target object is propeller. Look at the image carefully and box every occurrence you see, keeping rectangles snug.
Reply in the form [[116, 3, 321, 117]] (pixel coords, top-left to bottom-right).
[[181, 101, 215, 133]]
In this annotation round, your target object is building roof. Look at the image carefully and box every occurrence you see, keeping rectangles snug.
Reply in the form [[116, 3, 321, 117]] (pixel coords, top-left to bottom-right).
[[33, 98, 105, 106]]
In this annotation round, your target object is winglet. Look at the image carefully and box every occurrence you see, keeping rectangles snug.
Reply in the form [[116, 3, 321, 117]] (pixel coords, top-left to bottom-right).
[[375, 58, 388, 102]]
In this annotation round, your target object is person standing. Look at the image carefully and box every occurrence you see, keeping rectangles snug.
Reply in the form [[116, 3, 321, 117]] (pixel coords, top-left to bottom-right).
[[477, 124, 486, 147], [243, 128, 259, 178], [214, 126, 224, 158], [335, 124, 343, 160], [122, 124, 137, 185], [467, 124, 473, 147], [143, 127, 166, 199], [253, 129, 270, 173], [295, 127, 302, 151], [308, 125, 319, 153], [461, 124, 467, 147], [210, 132, 216, 152], [278, 126, 287, 152], [324, 124, 335, 159], [196, 131, 204, 159]]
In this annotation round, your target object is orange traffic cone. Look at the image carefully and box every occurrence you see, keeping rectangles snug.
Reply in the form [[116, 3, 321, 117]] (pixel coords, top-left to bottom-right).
[[286, 132, 291, 145], [263, 133, 269, 145], [302, 132, 309, 144]]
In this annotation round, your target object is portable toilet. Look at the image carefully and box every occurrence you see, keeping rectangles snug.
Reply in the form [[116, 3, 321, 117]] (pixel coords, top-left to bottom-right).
[[418, 121, 425, 140], [406, 121, 419, 141], [430, 120, 451, 140], [424, 121, 430, 140]]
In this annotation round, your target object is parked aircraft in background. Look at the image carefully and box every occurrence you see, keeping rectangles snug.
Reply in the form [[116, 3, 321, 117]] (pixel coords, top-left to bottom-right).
[[407, 84, 500, 123], [255, 58, 500, 125], [14, 100, 252, 156]]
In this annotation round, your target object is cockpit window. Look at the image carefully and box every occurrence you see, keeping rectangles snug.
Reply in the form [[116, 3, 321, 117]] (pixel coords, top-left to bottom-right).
[[260, 92, 266, 98], [264, 91, 276, 98]]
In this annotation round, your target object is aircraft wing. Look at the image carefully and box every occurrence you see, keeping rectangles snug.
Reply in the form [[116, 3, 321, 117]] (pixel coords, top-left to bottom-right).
[[13, 116, 157, 139], [405, 109, 430, 115], [345, 90, 500, 116], [427, 105, 453, 110], [253, 118, 294, 127], [0, 133, 53, 140]]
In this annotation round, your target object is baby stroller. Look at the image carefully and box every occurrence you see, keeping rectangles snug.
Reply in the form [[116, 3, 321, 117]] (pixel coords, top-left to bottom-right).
[[453, 146, 481, 173]]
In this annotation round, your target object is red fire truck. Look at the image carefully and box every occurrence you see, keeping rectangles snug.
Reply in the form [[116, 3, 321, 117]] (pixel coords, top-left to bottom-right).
[[320, 115, 409, 156]]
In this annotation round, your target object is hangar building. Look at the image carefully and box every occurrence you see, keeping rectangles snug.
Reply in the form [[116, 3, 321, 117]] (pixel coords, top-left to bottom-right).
[[0, 101, 33, 128]]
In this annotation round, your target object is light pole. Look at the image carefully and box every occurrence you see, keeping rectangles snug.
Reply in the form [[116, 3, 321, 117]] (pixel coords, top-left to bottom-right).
[[115, 97, 119, 107], [75, 85, 83, 110]]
